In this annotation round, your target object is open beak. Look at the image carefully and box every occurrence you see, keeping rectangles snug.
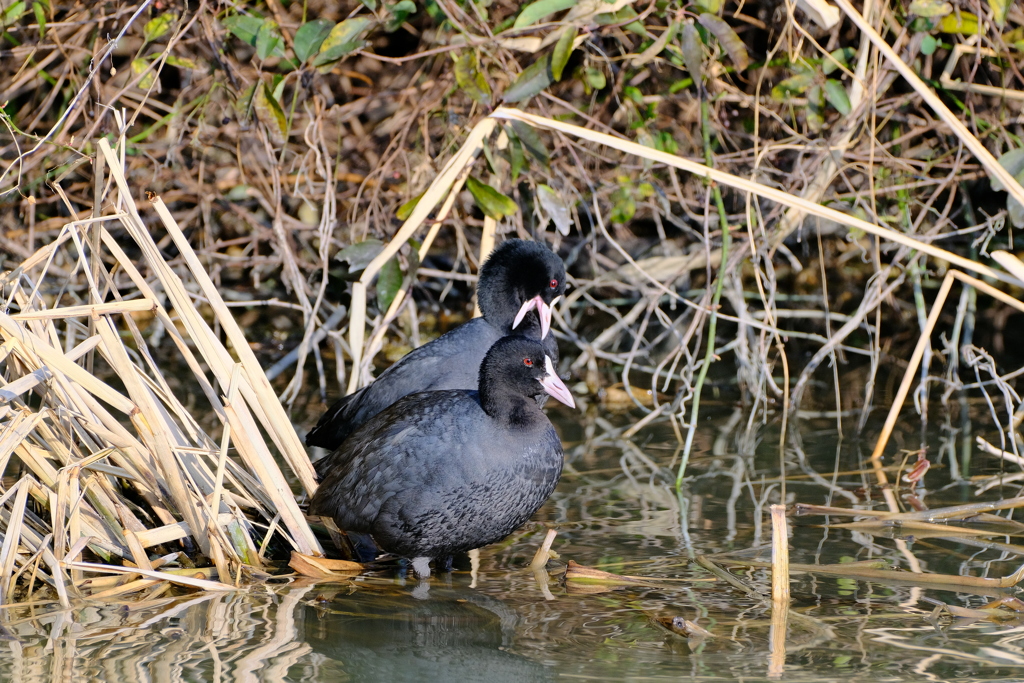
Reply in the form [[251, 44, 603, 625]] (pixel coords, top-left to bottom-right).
[[513, 295, 553, 339], [538, 356, 575, 408]]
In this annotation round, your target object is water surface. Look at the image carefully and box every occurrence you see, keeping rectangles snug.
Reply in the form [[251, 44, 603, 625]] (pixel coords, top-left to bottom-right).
[[4, 400, 1024, 682]]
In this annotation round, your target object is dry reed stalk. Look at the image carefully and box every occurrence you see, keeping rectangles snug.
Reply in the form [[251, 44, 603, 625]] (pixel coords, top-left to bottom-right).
[[473, 216, 498, 318], [0, 133, 329, 605], [65, 562, 235, 592], [529, 528, 558, 571], [768, 505, 790, 678], [693, 555, 765, 598], [721, 557, 1024, 594], [488, 109, 1021, 288], [346, 118, 498, 393], [94, 139, 318, 554], [769, 505, 790, 605], [868, 266, 1024, 512], [828, 520, 1004, 537]]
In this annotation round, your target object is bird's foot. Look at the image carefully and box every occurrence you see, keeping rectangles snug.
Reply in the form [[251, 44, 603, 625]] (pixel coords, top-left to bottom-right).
[[411, 556, 432, 578]]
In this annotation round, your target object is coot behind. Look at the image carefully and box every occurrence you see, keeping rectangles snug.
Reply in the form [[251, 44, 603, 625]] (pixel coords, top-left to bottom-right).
[[309, 336, 574, 577], [305, 239, 566, 452]]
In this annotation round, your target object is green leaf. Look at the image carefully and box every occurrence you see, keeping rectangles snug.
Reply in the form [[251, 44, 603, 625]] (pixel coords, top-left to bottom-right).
[[131, 57, 156, 90], [994, 149, 1024, 192], [454, 52, 491, 104], [595, 7, 647, 37], [988, 0, 1010, 25], [806, 84, 824, 133], [254, 82, 288, 144], [235, 84, 256, 123], [551, 25, 577, 81], [336, 239, 385, 270], [294, 19, 334, 63], [822, 47, 855, 75], [1009, 196, 1024, 228], [386, 0, 417, 31], [31, 1, 45, 38], [680, 22, 703, 85], [1, 1, 26, 27], [513, 0, 577, 29], [632, 21, 678, 67], [938, 11, 980, 34], [313, 17, 373, 67], [507, 133, 526, 182], [585, 68, 606, 90], [655, 131, 678, 154], [696, 0, 722, 13], [376, 256, 403, 312], [396, 192, 425, 220], [165, 54, 198, 69], [908, 0, 952, 17], [1008, 170, 1024, 228], [222, 15, 264, 46], [823, 79, 851, 116], [423, 0, 444, 21], [510, 120, 549, 168], [537, 184, 572, 235], [609, 190, 635, 224], [771, 72, 814, 100], [668, 78, 694, 93], [144, 13, 175, 43], [465, 176, 518, 219], [314, 41, 366, 71], [920, 34, 938, 55], [272, 73, 286, 102], [697, 14, 748, 71], [504, 55, 552, 103], [360, 0, 378, 9], [391, 1, 417, 14], [481, 140, 499, 175], [225, 184, 251, 201], [256, 19, 282, 60]]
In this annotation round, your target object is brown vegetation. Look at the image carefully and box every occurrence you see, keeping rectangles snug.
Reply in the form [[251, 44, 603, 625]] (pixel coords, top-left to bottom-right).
[[1, 0, 1024, 605]]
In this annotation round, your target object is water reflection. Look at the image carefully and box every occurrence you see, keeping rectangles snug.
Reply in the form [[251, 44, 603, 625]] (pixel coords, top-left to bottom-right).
[[299, 581, 553, 682], [4, 404, 1024, 681], [0, 580, 553, 683]]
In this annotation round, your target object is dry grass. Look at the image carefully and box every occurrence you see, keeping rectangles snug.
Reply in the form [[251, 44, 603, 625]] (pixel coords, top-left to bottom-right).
[[4, 0, 1024, 607], [0, 129, 321, 604]]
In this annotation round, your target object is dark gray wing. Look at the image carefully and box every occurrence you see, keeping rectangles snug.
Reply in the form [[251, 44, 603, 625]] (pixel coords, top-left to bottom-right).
[[305, 318, 501, 450], [308, 390, 483, 532]]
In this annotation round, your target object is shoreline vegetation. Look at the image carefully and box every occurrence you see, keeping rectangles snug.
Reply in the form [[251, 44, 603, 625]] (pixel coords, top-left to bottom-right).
[[2, 0, 1024, 610]]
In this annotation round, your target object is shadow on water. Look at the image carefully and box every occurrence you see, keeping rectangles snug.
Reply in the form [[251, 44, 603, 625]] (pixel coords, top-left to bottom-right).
[[298, 581, 553, 682], [5, 399, 1024, 681]]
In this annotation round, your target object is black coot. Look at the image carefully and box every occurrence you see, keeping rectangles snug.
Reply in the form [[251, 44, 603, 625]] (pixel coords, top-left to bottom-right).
[[305, 239, 566, 452], [308, 336, 574, 577]]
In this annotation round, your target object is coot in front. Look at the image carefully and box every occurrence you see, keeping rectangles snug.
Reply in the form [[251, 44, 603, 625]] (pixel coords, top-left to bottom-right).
[[309, 336, 574, 577]]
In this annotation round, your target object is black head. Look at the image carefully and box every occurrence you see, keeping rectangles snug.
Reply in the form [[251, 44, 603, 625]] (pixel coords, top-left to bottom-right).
[[477, 239, 566, 338], [478, 336, 574, 420]]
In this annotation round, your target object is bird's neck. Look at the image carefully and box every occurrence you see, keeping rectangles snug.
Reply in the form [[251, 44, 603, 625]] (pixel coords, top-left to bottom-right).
[[479, 376, 542, 428], [483, 393, 541, 429], [489, 304, 541, 337]]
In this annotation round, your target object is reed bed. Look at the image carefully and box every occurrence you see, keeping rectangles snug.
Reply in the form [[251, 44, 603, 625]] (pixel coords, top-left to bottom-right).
[[0, 131, 321, 604], [3, 0, 1024, 614]]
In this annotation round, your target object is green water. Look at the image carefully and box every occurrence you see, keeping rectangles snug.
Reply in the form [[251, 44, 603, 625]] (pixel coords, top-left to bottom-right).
[[3, 401, 1024, 682]]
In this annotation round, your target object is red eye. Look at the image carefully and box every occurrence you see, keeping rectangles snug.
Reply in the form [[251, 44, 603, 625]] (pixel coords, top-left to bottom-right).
[[549, 279, 558, 288], [523, 358, 533, 367]]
